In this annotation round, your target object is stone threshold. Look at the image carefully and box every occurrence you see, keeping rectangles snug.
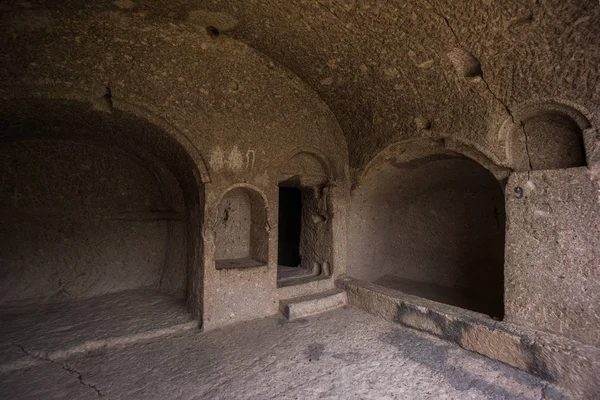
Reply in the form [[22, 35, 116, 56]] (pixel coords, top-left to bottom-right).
[[336, 277, 600, 399], [279, 288, 346, 320]]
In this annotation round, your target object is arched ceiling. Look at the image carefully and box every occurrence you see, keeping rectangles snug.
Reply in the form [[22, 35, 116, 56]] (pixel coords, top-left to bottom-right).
[[197, 0, 600, 176], [3, 0, 599, 178]]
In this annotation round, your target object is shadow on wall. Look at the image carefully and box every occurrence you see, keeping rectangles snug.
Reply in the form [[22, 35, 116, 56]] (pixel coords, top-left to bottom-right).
[[0, 99, 204, 315], [348, 154, 505, 319]]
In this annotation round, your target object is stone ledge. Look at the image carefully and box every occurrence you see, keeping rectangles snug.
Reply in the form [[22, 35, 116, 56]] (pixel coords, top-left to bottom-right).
[[336, 277, 600, 399], [280, 288, 347, 320]]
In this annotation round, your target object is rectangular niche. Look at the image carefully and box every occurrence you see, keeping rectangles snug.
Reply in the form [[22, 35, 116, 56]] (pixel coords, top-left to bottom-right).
[[215, 187, 268, 270]]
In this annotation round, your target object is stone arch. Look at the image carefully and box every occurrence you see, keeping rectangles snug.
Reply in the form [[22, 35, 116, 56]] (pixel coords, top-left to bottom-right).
[[214, 184, 269, 270], [360, 138, 510, 186], [0, 90, 210, 184], [0, 98, 206, 317], [348, 138, 506, 319], [499, 101, 593, 171], [111, 98, 210, 184], [279, 147, 336, 186]]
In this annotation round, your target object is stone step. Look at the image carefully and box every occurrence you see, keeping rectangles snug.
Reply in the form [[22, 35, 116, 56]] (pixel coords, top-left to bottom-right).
[[280, 289, 347, 320]]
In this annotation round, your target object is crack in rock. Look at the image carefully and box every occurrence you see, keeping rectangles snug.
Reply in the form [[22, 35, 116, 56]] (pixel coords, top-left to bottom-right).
[[521, 122, 534, 173], [427, 2, 523, 142], [480, 75, 515, 123], [441, 15, 461, 45], [314, 1, 354, 35], [539, 380, 548, 400], [17, 344, 104, 397], [479, 74, 535, 178], [418, 0, 461, 46]]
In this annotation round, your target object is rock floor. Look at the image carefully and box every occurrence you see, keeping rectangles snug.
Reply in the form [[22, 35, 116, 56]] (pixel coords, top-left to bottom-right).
[[0, 291, 550, 399]]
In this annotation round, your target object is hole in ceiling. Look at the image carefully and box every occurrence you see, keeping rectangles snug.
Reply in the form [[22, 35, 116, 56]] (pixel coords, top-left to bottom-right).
[[447, 47, 482, 79], [206, 26, 220, 38]]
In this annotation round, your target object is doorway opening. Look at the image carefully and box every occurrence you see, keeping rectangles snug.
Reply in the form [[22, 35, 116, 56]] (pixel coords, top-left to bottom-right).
[[278, 186, 302, 268], [277, 182, 333, 286]]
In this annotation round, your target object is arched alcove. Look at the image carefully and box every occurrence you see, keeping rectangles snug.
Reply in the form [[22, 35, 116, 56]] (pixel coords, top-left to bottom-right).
[[0, 99, 205, 318], [215, 186, 268, 269], [504, 103, 590, 172], [281, 151, 332, 182], [277, 151, 334, 285], [348, 154, 505, 318], [516, 112, 586, 170]]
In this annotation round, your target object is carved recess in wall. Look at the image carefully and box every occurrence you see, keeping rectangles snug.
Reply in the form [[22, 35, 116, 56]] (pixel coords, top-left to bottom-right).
[[499, 101, 595, 172], [214, 185, 269, 270], [0, 99, 206, 316]]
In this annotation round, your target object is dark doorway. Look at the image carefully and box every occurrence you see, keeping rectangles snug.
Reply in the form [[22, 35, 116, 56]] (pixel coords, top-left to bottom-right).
[[278, 186, 302, 267]]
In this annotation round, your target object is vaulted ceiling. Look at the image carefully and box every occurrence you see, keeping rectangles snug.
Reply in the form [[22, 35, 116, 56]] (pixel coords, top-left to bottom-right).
[[5, 0, 600, 176], [195, 0, 600, 175]]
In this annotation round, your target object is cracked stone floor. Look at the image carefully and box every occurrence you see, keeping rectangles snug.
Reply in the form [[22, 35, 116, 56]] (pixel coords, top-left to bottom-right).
[[0, 290, 551, 399]]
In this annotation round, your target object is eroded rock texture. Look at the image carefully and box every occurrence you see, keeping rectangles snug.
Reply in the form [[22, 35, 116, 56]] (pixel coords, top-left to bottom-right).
[[0, 0, 599, 398]]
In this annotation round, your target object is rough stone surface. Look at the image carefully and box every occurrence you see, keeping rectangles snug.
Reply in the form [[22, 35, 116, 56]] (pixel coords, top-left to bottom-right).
[[520, 112, 586, 170], [338, 277, 599, 399], [280, 288, 346, 320], [298, 187, 334, 275], [215, 188, 255, 261], [0, 139, 187, 304], [0, 290, 196, 373], [0, 2, 599, 398], [0, 1, 350, 328], [505, 168, 600, 347], [215, 187, 268, 265], [348, 149, 505, 317], [199, 0, 600, 177], [0, 100, 206, 316], [501, 101, 593, 172], [1, 306, 548, 400]]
